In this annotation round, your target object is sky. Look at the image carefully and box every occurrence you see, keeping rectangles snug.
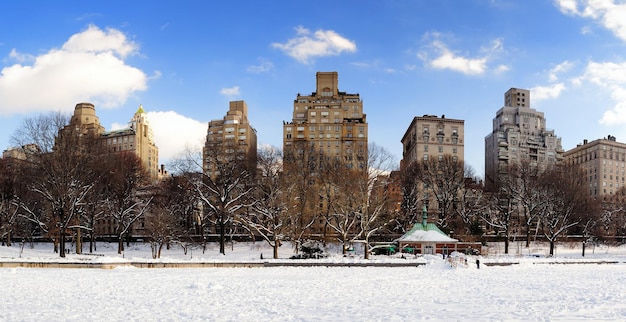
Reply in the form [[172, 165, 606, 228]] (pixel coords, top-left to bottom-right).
[[1, 1, 626, 176], [0, 242, 625, 320]]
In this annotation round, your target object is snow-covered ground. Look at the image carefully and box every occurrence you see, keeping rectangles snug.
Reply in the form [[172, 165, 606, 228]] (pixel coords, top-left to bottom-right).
[[1, 241, 625, 321]]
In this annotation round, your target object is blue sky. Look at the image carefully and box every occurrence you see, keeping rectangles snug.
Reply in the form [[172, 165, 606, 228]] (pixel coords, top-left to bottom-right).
[[1, 1, 626, 176]]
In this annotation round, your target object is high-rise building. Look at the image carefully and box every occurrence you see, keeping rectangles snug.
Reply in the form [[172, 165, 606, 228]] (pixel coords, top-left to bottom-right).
[[282, 72, 368, 237], [400, 114, 464, 169], [58, 102, 162, 180], [101, 105, 161, 179], [484, 88, 563, 190], [283, 72, 368, 170], [203, 100, 257, 177], [563, 135, 626, 197]]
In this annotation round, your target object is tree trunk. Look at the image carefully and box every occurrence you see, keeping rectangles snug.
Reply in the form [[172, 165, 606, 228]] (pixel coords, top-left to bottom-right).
[[504, 236, 509, 254], [219, 216, 226, 255], [549, 240, 555, 256], [6, 230, 11, 247], [89, 232, 94, 253], [273, 239, 279, 259], [76, 228, 82, 254], [582, 241, 586, 257], [59, 232, 66, 258], [364, 239, 370, 260], [118, 235, 124, 254]]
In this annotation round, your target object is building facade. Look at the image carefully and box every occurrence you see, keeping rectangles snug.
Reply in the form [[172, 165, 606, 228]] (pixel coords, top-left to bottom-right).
[[563, 135, 626, 197], [101, 105, 161, 179], [484, 88, 563, 191], [283, 71, 368, 170], [282, 72, 368, 237], [203, 100, 257, 177], [400, 114, 464, 169]]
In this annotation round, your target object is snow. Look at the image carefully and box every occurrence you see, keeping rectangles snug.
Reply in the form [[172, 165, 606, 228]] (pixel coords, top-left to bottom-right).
[[1, 241, 625, 321], [398, 229, 458, 242]]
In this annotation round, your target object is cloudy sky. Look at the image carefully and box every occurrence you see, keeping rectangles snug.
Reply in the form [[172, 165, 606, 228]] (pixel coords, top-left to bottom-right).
[[1, 1, 626, 175]]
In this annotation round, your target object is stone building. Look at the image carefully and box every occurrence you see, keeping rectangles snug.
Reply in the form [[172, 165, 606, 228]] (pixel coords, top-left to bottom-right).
[[283, 71, 368, 170], [203, 100, 257, 177], [101, 105, 161, 179], [484, 88, 563, 191], [400, 114, 464, 169], [563, 135, 626, 197], [282, 72, 368, 237]]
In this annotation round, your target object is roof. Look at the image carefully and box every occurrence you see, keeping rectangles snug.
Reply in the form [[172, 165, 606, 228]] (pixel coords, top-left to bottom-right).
[[136, 104, 145, 114], [396, 222, 458, 243]]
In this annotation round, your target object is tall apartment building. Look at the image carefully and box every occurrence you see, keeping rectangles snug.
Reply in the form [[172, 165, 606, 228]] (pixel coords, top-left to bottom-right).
[[57, 102, 162, 180], [203, 100, 257, 177], [283, 72, 368, 169], [283, 72, 368, 237], [484, 88, 563, 191], [563, 135, 626, 197], [400, 114, 464, 169], [101, 105, 160, 179]]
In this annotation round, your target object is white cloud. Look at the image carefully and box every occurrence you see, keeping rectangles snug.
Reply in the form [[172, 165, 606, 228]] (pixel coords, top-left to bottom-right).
[[494, 64, 510, 74], [418, 35, 504, 76], [8, 49, 34, 63], [531, 83, 566, 102], [556, 0, 626, 41], [575, 61, 626, 125], [0, 25, 148, 116], [220, 86, 240, 97], [555, 0, 579, 15], [427, 40, 488, 75], [145, 111, 207, 163], [272, 26, 357, 64], [548, 61, 574, 82], [247, 59, 273, 73]]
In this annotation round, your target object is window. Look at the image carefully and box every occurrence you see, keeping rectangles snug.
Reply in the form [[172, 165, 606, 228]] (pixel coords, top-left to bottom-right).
[[424, 145, 429, 152]]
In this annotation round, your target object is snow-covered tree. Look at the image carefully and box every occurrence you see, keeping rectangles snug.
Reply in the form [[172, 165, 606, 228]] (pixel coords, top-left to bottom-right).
[[236, 146, 290, 259], [540, 164, 591, 256], [11, 112, 101, 257], [100, 152, 153, 254], [355, 143, 397, 259], [176, 144, 256, 255]]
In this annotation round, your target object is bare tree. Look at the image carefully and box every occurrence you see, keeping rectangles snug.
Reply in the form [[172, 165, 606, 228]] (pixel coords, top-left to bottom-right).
[[355, 143, 397, 259], [236, 146, 290, 259], [507, 161, 548, 247], [175, 143, 255, 255], [100, 152, 153, 254], [326, 165, 362, 255], [143, 175, 197, 258], [281, 142, 320, 252], [540, 164, 591, 256], [482, 191, 516, 254], [0, 158, 22, 246], [11, 112, 100, 257], [409, 154, 466, 232], [454, 176, 488, 239], [399, 163, 426, 233]]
